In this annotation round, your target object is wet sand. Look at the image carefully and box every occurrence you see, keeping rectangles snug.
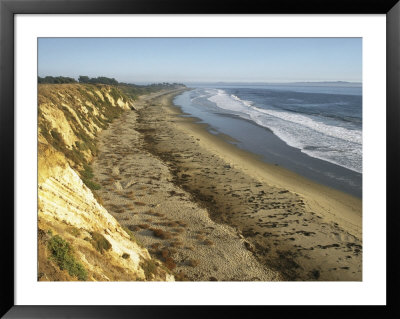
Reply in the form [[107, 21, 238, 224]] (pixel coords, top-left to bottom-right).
[[173, 92, 362, 198], [92, 89, 362, 281]]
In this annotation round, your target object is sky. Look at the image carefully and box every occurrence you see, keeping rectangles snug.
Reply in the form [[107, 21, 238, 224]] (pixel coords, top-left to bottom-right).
[[38, 38, 362, 84]]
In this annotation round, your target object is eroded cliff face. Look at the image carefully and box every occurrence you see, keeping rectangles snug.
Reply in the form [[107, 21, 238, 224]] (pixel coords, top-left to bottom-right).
[[37, 84, 173, 281]]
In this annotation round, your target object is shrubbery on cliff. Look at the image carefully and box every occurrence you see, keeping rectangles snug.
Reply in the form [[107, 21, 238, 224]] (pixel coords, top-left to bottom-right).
[[38, 76, 77, 84], [78, 76, 119, 85]]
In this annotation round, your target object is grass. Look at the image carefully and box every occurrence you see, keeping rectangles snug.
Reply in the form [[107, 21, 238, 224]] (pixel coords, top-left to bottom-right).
[[82, 178, 101, 191], [81, 164, 94, 179], [74, 130, 98, 157], [64, 146, 86, 166], [39, 84, 133, 169], [67, 226, 81, 237], [90, 232, 112, 254], [38, 122, 51, 141], [47, 235, 87, 281], [140, 259, 158, 280], [39, 85, 128, 172], [109, 87, 127, 103], [92, 191, 105, 206], [122, 226, 137, 242], [80, 164, 101, 191], [44, 109, 94, 168], [122, 226, 144, 248], [50, 129, 64, 147]]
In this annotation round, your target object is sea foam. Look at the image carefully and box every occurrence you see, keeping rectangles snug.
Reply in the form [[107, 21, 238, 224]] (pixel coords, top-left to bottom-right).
[[207, 88, 362, 173]]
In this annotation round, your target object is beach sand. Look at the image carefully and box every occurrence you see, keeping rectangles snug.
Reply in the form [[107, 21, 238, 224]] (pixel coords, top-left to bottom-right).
[[92, 89, 362, 281]]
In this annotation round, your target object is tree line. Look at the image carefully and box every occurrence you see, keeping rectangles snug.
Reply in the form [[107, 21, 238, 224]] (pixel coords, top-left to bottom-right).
[[38, 75, 119, 85], [78, 76, 119, 85], [38, 75, 186, 97], [38, 76, 77, 84]]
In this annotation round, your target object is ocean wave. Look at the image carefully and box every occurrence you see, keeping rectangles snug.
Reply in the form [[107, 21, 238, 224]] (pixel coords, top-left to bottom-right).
[[206, 88, 362, 173], [252, 107, 362, 145]]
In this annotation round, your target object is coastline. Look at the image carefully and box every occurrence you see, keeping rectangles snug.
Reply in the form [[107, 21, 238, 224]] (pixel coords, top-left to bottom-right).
[[168, 92, 362, 238], [173, 90, 362, 198], [92, 89, 362, 281]]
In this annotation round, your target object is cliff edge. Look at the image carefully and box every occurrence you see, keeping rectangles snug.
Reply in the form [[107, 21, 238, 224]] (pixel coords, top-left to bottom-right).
[[37, 83, 174, 281]]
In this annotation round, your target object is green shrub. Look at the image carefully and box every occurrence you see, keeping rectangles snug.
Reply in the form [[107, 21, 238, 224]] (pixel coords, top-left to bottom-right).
[[75, 141, 85, 151], [78, 76, 118, 85], [47, 235, 87, 280], [74, 130, 97, 157], [49, 129, 67, 153], [90, 232, 112, 253], [122, 226, 137, 242], [65, 147, 86, 166], [122, 226, 145, 248], [38, 122, 51, 141], [67, 226, 81, 237], [50, 129, 63, 143], [80, 164, 101, 190], [140, 259, 157, 280], [82, 178, 101, 190], [109, 87, 121, 102], [81, 164, 94, 179], [38, 76, 77, 84]]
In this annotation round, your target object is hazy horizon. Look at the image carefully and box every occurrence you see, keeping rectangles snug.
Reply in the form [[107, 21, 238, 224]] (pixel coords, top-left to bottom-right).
[[37, 77, 363, 86], [38, 38, 362, 83]]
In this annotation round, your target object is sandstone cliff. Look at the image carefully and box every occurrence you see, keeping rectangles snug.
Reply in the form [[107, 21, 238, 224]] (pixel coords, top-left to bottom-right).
[[37, 84, 173, 281]]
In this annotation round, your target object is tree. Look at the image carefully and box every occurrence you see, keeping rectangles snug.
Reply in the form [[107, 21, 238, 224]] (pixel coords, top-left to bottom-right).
[[78, 76, 90, 83]]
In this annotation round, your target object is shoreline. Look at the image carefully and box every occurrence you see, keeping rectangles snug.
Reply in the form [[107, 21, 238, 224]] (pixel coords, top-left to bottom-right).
[[167, 96, 362, 238], [173, 90, 362, 198], [92, 89, 362, 281]]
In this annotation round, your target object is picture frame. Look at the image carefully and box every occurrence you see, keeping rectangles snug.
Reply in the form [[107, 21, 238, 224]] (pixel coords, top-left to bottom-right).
[[1, 0, 399, 317]]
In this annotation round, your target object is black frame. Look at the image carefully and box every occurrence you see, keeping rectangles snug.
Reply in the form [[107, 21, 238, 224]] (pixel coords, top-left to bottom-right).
[[1, 0, 399, 317]]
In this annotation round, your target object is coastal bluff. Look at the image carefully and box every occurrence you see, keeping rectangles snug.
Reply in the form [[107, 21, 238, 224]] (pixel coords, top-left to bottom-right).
[[37, 82, 361, 282], [38, 83, 175, 281]]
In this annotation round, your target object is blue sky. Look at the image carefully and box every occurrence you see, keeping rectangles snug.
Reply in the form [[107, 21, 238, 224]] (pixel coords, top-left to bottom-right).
[[38, 38, 362, 84]]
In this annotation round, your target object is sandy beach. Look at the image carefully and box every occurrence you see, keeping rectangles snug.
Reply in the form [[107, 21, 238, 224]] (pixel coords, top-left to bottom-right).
[[92, 89, 362, 281]]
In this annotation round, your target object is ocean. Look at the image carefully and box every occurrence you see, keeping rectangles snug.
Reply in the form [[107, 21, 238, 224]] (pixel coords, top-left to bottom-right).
[[173, 83, 362, 197]]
